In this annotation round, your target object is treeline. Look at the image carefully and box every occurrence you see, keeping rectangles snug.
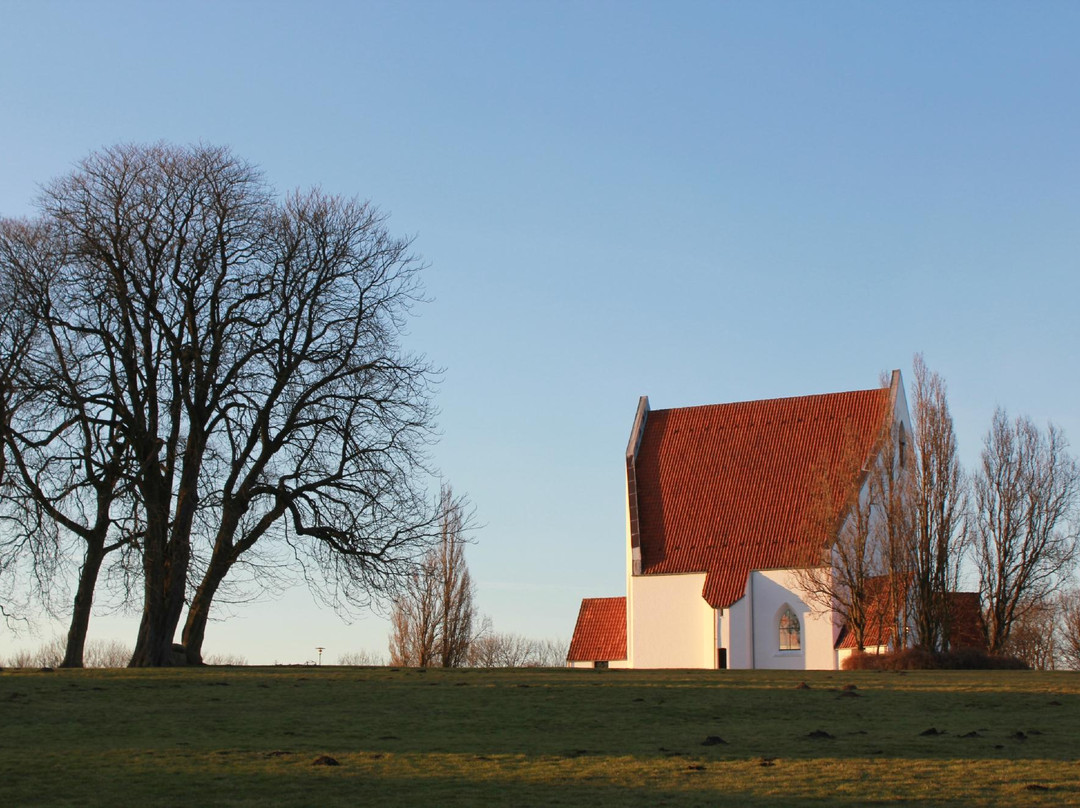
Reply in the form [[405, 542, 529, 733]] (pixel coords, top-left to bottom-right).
[[798, 356, 1080, 670]]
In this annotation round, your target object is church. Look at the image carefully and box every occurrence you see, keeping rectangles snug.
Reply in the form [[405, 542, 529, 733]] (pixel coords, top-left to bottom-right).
[[568, 372, 911, 670]]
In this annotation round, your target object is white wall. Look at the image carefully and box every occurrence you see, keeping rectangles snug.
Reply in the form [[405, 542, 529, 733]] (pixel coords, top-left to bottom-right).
[[628, 571, 714, 668], [567, 659, 631, 669], [748, 569, 837, 670]]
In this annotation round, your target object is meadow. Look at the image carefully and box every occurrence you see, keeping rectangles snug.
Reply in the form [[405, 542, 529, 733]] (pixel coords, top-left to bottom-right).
[[1, 665, 1077, 806]]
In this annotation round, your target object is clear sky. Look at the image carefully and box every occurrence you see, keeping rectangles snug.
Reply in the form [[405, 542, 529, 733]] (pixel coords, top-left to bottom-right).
[[1, 1, 1078, 664]]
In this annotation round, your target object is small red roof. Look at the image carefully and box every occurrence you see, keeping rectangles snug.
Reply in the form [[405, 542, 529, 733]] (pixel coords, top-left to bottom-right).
[[948, 592, 987, 651], [835, 576, 903, 650], [567, 597, 627, 662], [634, 386, 891, 608]]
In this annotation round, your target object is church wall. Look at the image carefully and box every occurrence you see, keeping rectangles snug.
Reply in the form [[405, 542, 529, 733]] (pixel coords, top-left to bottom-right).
[[720, 596, 750, 669], [750, 569, 838, 670], [567, 659, 632, 669], [627, 571, 713, 668]]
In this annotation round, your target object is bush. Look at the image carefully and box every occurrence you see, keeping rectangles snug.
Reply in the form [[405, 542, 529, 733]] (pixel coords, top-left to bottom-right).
[[842, 647, 1028, 671], [83, 639, 132, 668], [337, 650, 385, 666], [203, 652, 248, 666]]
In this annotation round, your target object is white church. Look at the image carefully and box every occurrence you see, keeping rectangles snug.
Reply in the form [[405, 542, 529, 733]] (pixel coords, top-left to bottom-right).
[[567, 372, 913, 670]]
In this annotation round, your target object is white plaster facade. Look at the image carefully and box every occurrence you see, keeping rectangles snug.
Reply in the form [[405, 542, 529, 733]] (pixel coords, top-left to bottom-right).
[[624, 566, 840, 670], [567, 658, 632, 669], [626, 572, 714, 668]]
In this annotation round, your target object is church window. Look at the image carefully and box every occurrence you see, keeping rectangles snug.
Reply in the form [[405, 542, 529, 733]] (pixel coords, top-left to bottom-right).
[[778, 606, 801, 651]]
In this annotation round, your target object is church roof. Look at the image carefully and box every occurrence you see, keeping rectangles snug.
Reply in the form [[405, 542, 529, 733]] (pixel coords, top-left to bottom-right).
[[567, 597, 627, 662], [633, 385, 892, 609]]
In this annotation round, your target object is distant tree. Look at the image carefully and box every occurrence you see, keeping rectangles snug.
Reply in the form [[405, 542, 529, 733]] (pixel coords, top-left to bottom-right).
[[388, 486, 478, 667], [337, 649, 386, 666], [82, 639, 133, 668], [527, 637, 570, 667], [908, 355, 966, 651], [467, 632, 534, 667], [201, 652, 247, 666], [466, 633, 568, 667], [1057, 589, 1080, 671], [1001, 596, 1057, 670], [973, 410, 1080, 654]]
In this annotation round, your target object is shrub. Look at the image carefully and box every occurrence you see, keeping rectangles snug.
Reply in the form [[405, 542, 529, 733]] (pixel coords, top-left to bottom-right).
[[842, 648, 1028, 670], [83, 639, 132, 668], [203, 652, 248, 666]]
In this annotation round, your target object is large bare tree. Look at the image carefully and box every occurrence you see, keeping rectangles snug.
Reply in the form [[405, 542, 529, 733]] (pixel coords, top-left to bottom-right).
[[1, 143, 439, 666], [178, 191, 436, 664], [973, 409, 1080, 653], [908, 355, 966, 651]]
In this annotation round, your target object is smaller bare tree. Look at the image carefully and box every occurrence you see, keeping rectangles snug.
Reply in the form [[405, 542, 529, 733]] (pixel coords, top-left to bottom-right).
[[528, 637, 570, 667], [1057, 589, 1080, 671], [908, 354, 966, 651], [973, 410, 1080, 653], [1002, 596, 1058, 669], [388, 485, 479, 667]]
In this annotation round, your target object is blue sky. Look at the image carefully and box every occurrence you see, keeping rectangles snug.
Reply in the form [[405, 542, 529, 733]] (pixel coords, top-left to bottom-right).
[[2, 1, 1078, 664]]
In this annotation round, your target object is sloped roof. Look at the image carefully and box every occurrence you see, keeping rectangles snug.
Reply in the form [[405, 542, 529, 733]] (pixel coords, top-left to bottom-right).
[[835, 576, 903, 650], [634, 386, 892, 608], [567, 597, 627, 662], [835, 586, 988, 652], [948, 592, 987, 651]]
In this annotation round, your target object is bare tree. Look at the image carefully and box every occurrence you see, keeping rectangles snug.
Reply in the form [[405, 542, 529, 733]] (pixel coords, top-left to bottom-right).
[[973, 409, 1080, 653], [337, 649, 386, 666], [388, 551, 440, 667], [467, 632, 535, 667], [2, 143, 439, 666], [1057, 589, 1080, 671], [82, 639, 134, 668], [179, 190, 436, 664], [908, 355, 966, 651], [1002, 596, 1057, 669], [528, 637, 570, 667], [388, 486, 478, 667], [0, 217, 140, 666]]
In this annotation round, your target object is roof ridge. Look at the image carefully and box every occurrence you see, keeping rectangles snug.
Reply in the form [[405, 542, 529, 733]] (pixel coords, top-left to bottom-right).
[[650, 386, 886, 415]]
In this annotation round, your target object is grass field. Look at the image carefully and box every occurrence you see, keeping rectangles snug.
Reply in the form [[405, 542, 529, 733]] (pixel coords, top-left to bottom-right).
[[1, 665, 1078, 806]]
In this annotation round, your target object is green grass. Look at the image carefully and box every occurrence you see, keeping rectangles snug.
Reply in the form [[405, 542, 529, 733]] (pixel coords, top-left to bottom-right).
[[1, 665, 1078, 806]]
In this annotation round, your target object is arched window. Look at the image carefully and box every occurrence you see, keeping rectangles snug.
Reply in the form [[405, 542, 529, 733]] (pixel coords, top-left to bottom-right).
[[778, 606, 801, 651], [898, 422, 908, 468]]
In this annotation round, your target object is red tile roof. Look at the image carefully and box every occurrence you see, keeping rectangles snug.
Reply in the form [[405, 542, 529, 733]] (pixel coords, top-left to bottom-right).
[[835, 587, 987, 652], [835, 576, 904, 650], [567, 597, 627, 662], [948, 592, 987, 651], [633, 386, 892, 608]]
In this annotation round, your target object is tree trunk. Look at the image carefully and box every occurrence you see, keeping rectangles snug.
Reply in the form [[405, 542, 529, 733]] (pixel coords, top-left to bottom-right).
[[182, 554, 232, 665], [60, 539, 106, 668], [129, 465, 199, 667]]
